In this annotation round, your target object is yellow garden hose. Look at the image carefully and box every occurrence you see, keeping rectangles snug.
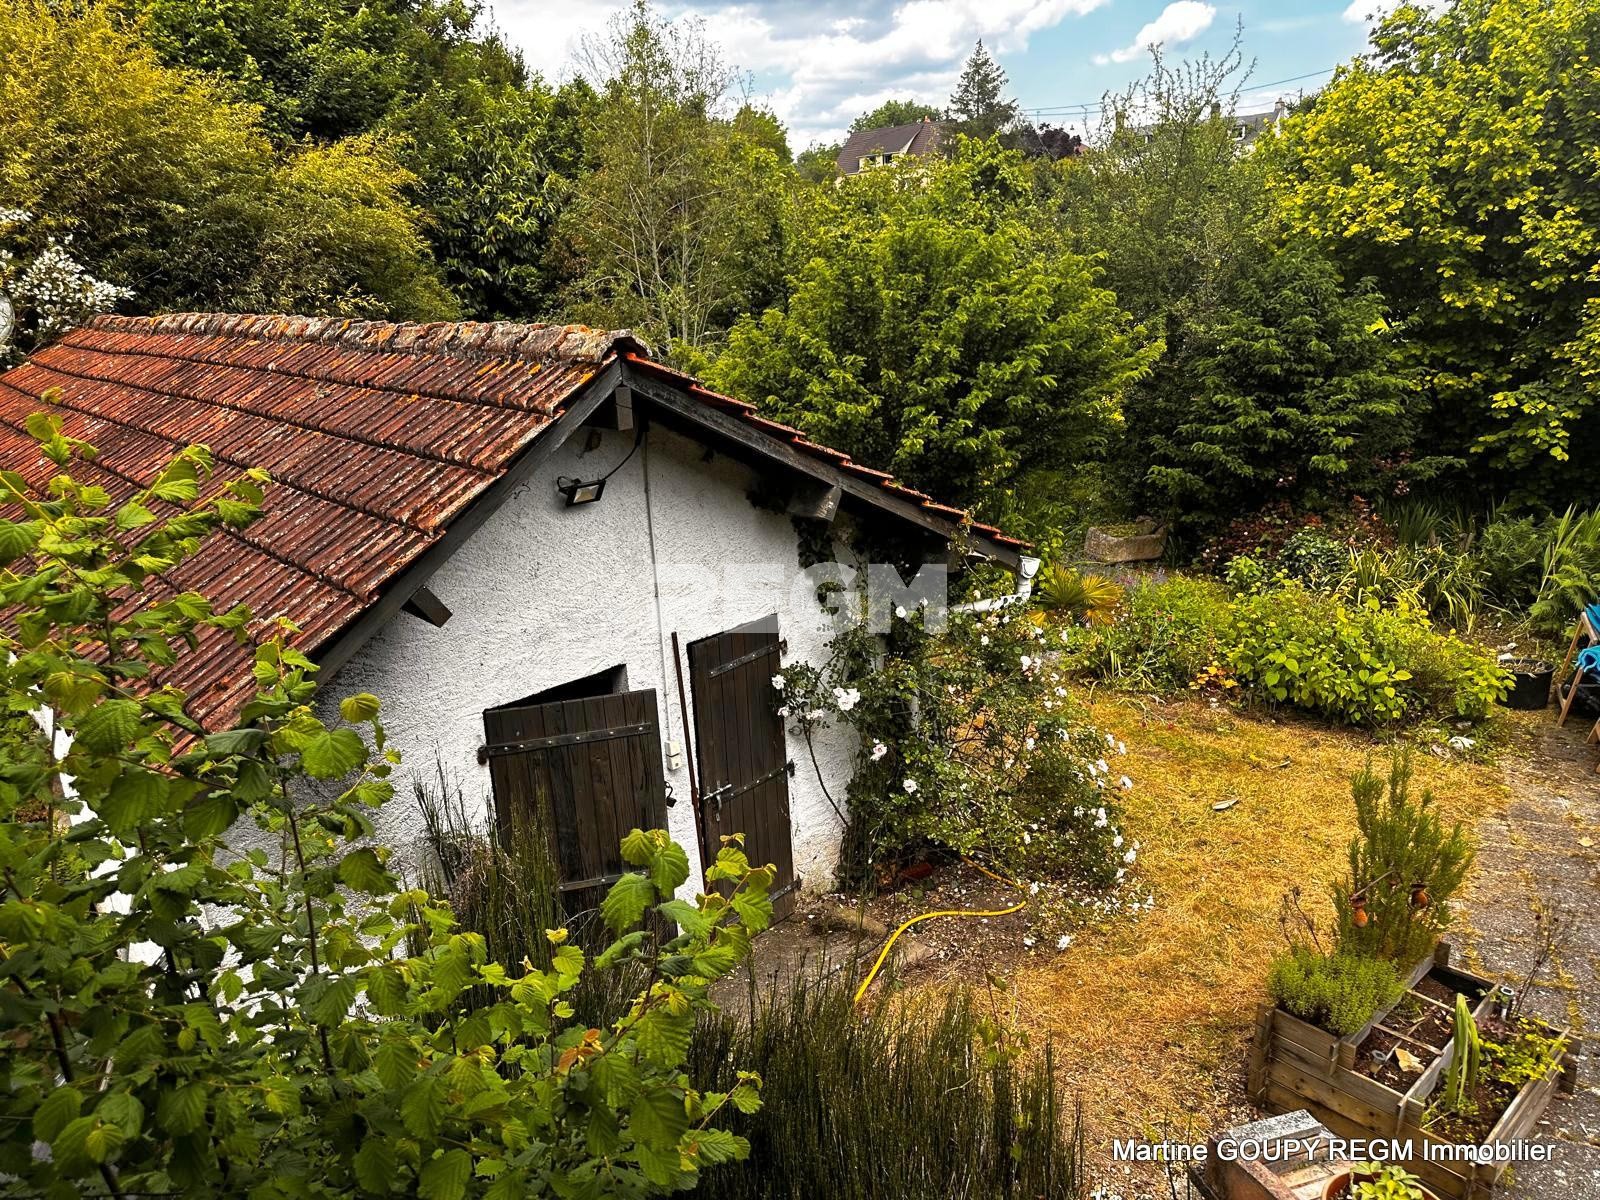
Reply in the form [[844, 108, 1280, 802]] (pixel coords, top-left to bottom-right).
[[852, 858, 1028, 1004]]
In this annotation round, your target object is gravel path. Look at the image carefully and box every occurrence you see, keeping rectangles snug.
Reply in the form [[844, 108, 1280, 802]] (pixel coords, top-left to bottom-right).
[[1459, 716, 1600, 1199]]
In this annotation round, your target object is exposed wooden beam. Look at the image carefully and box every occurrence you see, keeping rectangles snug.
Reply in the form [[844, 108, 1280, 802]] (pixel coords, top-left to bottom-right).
[[623, 366, 1020, 570], [785, 480, 842, 523], [401, 585, 452, 628]]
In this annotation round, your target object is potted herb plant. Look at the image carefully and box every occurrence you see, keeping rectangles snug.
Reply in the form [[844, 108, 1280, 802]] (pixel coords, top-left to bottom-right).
[[1322, 1162, 1439, 1200]]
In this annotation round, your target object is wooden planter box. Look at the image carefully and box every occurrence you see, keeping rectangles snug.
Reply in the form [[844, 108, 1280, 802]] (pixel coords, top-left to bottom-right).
[[1084, 519, 1167, 563], [1248, 945, 1579, 1200]]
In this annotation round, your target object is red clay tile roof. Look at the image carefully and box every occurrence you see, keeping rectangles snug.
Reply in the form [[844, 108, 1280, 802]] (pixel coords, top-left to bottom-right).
[[0, 313, 1023, 730]]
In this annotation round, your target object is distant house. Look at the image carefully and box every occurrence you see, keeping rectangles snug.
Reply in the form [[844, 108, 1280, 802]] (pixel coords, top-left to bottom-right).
[[1231, 99, 1288, 149], [836, 116, 945, 175], [0, 313, 1032, 919]]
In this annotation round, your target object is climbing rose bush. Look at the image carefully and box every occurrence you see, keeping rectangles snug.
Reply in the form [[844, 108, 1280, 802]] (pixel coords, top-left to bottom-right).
[[0, 210, 132, 363], [777, 602, 1138, 899], [0, 412, 770, 1198]]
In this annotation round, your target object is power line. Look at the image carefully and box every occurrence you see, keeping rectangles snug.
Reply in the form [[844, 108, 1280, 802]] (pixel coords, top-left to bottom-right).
[[1018, 64, 1339, 117]]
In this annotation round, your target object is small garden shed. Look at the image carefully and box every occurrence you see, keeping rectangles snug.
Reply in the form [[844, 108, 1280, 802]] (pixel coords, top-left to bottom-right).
[[0, 313, 1030, 914]]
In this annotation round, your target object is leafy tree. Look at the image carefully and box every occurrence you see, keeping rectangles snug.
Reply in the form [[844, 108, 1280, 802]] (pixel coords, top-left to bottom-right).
[[707, 142, 1153, 533], [139, 0, 578, 318], [0, 0, 455, 319], [1134, 240, 1411, 520], [794, 143, 842, 184], [1264, 0, 1600, 497], [1059, 39, 1413, 527], [850, 99, 941, 132], [563, 0, 789, 349], [0, 409, 771, 1197], [945, 42, 1019, 140], [390, 77, 592, 319]]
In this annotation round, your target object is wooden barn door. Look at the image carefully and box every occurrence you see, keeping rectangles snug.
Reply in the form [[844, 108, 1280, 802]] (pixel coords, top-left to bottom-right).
[[484, 689, 669, 922], [687, 618, 798, 921]]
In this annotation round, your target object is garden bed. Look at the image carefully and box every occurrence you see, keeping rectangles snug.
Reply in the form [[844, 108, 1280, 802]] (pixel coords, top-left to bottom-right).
[[1248, 944, 1578, 1200]]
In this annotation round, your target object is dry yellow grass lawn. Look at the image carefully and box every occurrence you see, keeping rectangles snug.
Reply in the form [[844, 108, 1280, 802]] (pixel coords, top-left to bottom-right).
[[1010, 694, 1526, 1162]]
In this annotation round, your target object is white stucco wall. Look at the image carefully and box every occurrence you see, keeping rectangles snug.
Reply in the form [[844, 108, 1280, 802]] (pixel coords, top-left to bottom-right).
[[316, 422, 861, 897]]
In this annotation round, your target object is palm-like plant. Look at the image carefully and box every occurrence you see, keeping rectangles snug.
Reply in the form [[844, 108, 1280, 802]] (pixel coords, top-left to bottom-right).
[[1034, 564, 1124, 625]]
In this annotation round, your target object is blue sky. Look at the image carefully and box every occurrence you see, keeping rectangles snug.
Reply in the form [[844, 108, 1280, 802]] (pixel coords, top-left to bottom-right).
[[490, 0, 1405, 148]]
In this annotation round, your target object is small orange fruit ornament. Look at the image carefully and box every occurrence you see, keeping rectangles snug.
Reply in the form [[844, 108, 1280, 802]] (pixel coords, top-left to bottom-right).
[[1351, 893, 1369, 927], [1410, 882, 1430, 909]]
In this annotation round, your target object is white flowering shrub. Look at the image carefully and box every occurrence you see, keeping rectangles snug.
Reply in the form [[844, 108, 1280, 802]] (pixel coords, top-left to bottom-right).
[[0, 210, 132, 363], [776, 603, 1137, 899]]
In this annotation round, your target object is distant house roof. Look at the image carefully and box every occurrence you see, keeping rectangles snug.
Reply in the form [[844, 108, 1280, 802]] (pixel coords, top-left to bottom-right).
[[836, 118, 944, 175], [1231, 101, 1288, 148], [0, 313, 1023, 728]]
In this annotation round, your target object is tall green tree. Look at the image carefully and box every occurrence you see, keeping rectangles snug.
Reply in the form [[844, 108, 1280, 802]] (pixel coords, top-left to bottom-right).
[[946, 42, 1019, 140], [140, 0, 583, 319], [1264, 0, 1600, 498], [1059, 40, 1413, 527], [1135, 240, 1411, 518], [562, 0, 789, 350], [707, 142, 1153, 534]]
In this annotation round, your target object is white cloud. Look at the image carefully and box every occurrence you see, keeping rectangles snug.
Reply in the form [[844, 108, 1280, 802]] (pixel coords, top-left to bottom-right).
[[1093, 1, 1216, 66], [488, 0, 1110, 148]]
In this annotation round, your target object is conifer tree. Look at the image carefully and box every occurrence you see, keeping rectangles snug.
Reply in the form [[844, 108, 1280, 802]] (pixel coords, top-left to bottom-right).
[[946, 42, 1019, 139]]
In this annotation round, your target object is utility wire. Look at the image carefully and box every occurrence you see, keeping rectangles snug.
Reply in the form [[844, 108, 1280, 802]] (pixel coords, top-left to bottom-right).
[[1018, 64, 1339, 116]]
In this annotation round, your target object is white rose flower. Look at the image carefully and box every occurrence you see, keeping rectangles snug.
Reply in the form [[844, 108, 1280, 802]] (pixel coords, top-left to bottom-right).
[[1020, 654, 1032, 670], [902, 778, 919, 794], [870, 741, 888, 761], [1123, 848, 1137, 864], [895, 605, 907, 618], [1056, 934, 1072, 950], [1113, 834, 1123, 848], [771, 673, 786, 690], [1119, 775, 1134, 791]]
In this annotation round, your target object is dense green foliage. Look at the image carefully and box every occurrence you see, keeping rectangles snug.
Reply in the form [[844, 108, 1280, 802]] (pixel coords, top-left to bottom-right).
[[1268, 947, 1404, 1037], [1224, 583, 1509, 724], [0, 417, 773, 1197], [707, 141, 1152, 532], [1267, 0, 1600, 498], [1061, 573, 1507, 725], [0, 0, 456, 319]]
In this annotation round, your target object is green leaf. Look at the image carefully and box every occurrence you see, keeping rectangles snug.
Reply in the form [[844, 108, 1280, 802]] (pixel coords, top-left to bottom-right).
[[634, 1008, 694, 1068], [339, 693, 382, 723], [354, 1137, 397, 1194], [649, 839, 691, 893], [74, 699, 143, 753], [34, 1086, 82, 1142], [115, 501, 156, 531], [600, 872, 655, 935], [683, 1127, 748, 1166], [204, 728, 269, 758], [300, 728, 367, 779], [0, 517, 43, 560], [374, 1040, 417, 1090], [418, 1149, 472, 1200], [629, 1088, 690, 1154], [157, 1083, 207, 1135], [95, 1091, 143, 1139], [401, 1075, 445, 1138], [338, 848, 395, 895]]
